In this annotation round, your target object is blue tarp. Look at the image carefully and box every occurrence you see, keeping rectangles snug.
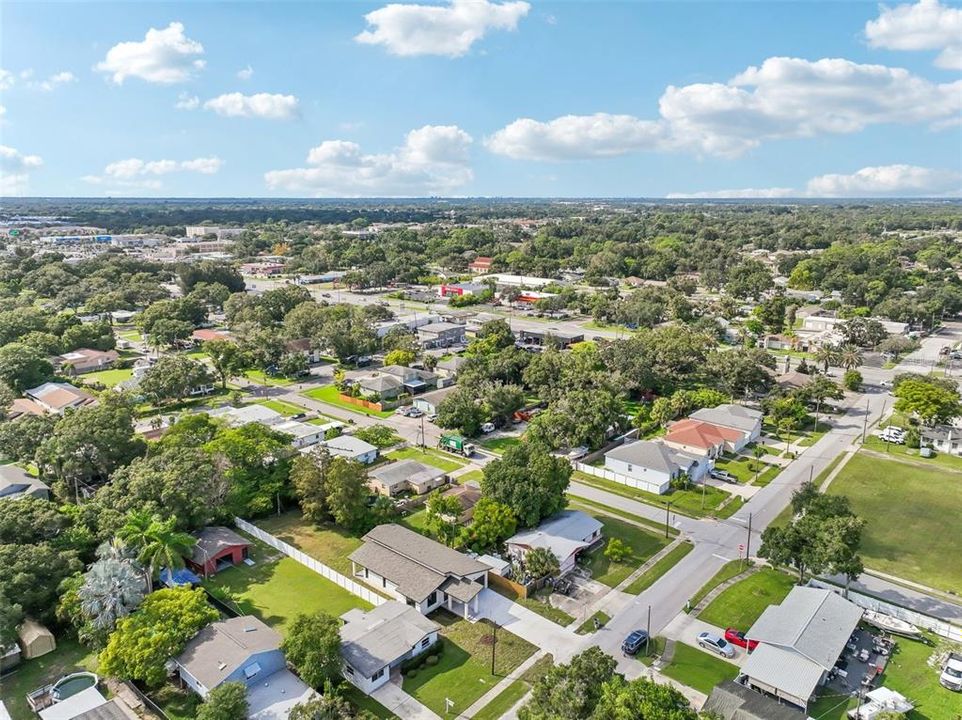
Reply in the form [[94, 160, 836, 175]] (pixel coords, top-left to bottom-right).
[[160, 568, 201, 587]]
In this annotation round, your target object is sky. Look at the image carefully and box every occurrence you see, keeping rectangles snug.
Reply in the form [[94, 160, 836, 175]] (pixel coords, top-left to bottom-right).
[[1, 0, 961, 198]]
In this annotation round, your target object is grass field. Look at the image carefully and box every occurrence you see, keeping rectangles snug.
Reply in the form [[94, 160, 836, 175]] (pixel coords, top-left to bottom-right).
[[574, 611, 610, 635], [242, 369, 296, 386], [580, 510, 670, 587], [204, 538, 371, 634], [712, 454, 781, 486], [255, 511, 363, 576], [257, 398, 308, 416], [573, 471, 731, 518], [387, 446, 467, 473], [862, 433, 962, 472], [479, 435, 522, 454], [302, 385, 396, 418], [687, 560, 750, 610], [472, 654, 552, 720], [874, 632, 962, 719], [80, 367, 134, 387], [457, 469, 484, 484], [827, 453, 962, 592], [403, 611, 537, 717], [660, 642, 738, 695], [698, 568, 795, 630], [491, 584, 575, 626], [2, 639, 97, 720], [568, 497, 678, 537], [624, 541, 694, 595]]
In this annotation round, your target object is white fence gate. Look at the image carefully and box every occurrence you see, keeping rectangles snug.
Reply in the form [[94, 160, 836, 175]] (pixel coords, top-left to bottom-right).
[[810, 579, 962, 643], [234, 517, 385, 607]]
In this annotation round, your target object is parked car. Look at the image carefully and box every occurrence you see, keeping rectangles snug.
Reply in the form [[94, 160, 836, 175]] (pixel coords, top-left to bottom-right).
[[481, 422, 496, 434], [940, 652, 962, 691], [724, 627, 758, 651], [710, 469, 737, 483], [567, 446, 590, 461], [697, 631, 736, 658], [407, 408, 424, 418], [622, 629, 650, 656]]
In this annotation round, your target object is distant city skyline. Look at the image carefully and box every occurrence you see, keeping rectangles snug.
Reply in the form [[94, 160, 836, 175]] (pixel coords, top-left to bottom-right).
[[1, 0, 960, 198]]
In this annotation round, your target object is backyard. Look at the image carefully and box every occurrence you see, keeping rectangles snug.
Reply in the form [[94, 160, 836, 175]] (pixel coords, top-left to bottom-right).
[[2, 639, 97, 720], [659, 641, 738, 695], [387, 446, 467, 473], [203, 537, 371, 635], [256, 511, 363, 576], [302, 384, 396, 418], [698, 567, 796, 630], [579, 509, 670, 587], [479, 435, 523, 454], [403, 611, 537, 717], [80, 367, 134, 387], [827, 453, 962, 593], [573, 471, 731, 518]]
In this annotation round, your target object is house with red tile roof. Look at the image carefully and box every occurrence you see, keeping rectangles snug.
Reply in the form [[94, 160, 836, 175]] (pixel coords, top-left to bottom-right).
[[662, 418, 740, 458]]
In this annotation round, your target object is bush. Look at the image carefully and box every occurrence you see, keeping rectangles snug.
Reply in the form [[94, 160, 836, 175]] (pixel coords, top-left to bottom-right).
[[426, 655, 439, 666], [407, 669, 417, 678], [843, 369, 862, 391], [604, 537, 631, 563], [905, 427, 921, 449]]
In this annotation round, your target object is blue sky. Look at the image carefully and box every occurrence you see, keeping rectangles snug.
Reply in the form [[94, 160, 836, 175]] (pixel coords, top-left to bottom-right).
[[1, 0, 960, 197]]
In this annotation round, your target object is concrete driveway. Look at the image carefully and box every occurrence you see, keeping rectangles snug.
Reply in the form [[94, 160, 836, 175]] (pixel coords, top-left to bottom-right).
[[371, 682, 440, 720], [661, 613, 750, 668], [476, 588, 580, 662]]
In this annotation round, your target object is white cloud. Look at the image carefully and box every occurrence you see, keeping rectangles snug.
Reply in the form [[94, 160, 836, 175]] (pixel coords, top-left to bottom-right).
[[669, 164, 961, 199], [666, 187, 796, 199], [237, 65, 254, 80], [86, 156, 222, 186], [180, 157, 223, 174], [0, 69, 14, 91], [485, 113, 665, 160], [203, 92, 299, 120], [355, 0, 530, 57], [265, 124, 473, 196], [489, 56, 962, 160], [0, 145, 43, 195], [806, 164, 961, 196], [95, 22, 205, 84], [0, 105, 5, 117], [175, 92, 200, 110], [865, 0, 962, 69], [36, 71, 76, 91]]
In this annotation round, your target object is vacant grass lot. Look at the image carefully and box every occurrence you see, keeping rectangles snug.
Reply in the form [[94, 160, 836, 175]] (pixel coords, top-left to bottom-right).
[[80, 367, 134, 387], [387, 446, 467, 473], [204, 538, 371, 634], [256, 510, 362, 576], [302, 385, 396, 418], [624, 541, 694, 595], [660, 642, 738, 695], [828, 453, 962, 592], [699, 568, 795, 631], [479, 436, 522, 454], [573, 471, 730, 518], [2, 639, 97, 720], [580, 510, 670, 587], [568, 497, 677, 536], [257, 398, 308, 416], [863, 433, 962, 472], [403, 611, 537, 717]]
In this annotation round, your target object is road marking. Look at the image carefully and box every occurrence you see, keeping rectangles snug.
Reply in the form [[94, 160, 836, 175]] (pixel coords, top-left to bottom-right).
[[712, 554, 734, 562]]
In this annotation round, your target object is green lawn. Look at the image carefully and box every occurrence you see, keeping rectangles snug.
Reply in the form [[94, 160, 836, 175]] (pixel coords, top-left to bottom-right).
[[580, 511, 670, 587], [151, 685, 202, 720], [660, 642, 738, 695], [687, 560, 749, 611], [457, 469, 484, 484], [712, 454, 781, 486], [204, 538, 371, 635], [568, 497, 678, 537], [342, 686, 399, 719], [491, 585, 575, 626], [472, 655, 553, 720], [828, 453, 962, 592], [863, 433, 962, 471], [2, 639, 98, 720], [242, 368, 296, 386], [387, 446, 467, 473], [403, 611, 537, 718], [573, 471, 731, 518], [574, 611, 611, 635], [400, 508, 431, 534], [255, 511, 363, 577], [257, 398, 308, 416], [135, 387, 229, 418], [80, 367, 134, 387], [872, 632, 962, 720], [698, 568, 796, 630], [479, 435, 522, 454], [302, 385, 396, 418], [624, 541, 694, 595]]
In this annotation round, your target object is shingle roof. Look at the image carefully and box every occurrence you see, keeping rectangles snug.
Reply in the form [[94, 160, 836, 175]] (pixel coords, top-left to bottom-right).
[[0, 465, 49, 500], [208, 404, 283, 426], [369, 460, 445, 490], [690, 404, 762, 434], [703, 680, 804, 720], [664, 419, 735, 449], [74, 701, 130, 720], [506, 510, 602, 561], [605, 440, 699, 475], [340, 602, 440, 677], [322, 435, 378, 458], [176, 616, 281, 690], [189, 526, 250, 565]]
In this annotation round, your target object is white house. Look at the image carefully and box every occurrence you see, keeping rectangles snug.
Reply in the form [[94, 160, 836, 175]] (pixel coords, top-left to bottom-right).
[[321, 435, 379, 464], [273, 419, 328, 449], [505, 510, 603, 575], [689, 404, 763, 449], [207, 404, 284, 427], [603, 440, 707, 494], [349, 524, 489, 617], [922, 425, 962, 456], [339, 602, 440, 695]]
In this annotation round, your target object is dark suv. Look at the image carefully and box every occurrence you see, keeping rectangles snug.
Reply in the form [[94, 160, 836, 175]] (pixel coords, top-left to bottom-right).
[[622, 629, 649, 655]]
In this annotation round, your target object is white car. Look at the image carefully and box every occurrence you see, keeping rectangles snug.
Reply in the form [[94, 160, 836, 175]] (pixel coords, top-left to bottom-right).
[[697, 632, 736, 658], [481, 422, 496, 434], [567, 446, 590, 461]]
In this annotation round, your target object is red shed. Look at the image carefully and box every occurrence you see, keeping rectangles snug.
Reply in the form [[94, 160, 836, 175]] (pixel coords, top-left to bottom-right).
[[186, 526, 251, 577]]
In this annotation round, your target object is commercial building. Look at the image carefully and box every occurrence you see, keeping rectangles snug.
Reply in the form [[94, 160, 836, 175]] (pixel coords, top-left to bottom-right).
[[417, 321, 467, 348]]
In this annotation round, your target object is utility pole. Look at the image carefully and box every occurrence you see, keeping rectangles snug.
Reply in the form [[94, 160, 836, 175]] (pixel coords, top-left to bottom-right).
[[419, 414, 425, 449], [490, 621, 498, 675], [664, 501, 673, 539], [861, 398, 870, 443], [813, 397, 821, 434], [646, 605, 652, 656], [745, 512, 753, 564]]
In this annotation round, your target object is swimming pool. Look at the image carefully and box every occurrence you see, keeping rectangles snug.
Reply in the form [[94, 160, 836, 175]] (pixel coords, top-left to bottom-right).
[[52, 672, 98, 700]]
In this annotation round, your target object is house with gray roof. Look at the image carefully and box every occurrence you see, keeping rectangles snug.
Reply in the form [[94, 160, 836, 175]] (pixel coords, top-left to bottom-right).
[[321, 435, 379, 464], [350, 524, 489, 617], [417, 321, 466, 349], [690, 404, 763, 449], [380, 365, 439, 393], [413, 386, 456, 416], [922, 424, 962, 456], [339, 602, 440, 695], [0, 465, 50, 501], [505, 510, 603, 575], [702, 680, 803, 720], [356, 374, 404, 400], [740, 587, 863, 710], [368, 459, 447, 497], [603, 440, 707, 494]]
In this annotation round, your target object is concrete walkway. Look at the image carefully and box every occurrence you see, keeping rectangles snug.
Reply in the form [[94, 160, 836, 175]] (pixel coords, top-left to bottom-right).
[[461, 650, 546, 718], [371, 682, 441, 720], [476, 588, 579, 662]]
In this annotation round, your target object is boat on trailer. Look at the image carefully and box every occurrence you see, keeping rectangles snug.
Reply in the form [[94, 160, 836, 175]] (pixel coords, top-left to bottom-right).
[[862, 610, 922, 639]]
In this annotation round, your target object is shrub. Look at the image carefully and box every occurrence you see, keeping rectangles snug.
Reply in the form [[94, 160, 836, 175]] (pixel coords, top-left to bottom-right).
[[407, 669, 418, 678], [842, 369, 862, 391], [604, 537, 631, 563], [426, 655, 439, 666], [905, 427, 921, 449]]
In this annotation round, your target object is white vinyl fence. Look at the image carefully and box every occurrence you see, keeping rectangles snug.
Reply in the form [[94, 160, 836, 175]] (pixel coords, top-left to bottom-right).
[[234, 517, 385, 607], [810, 579, 962, 643], [574, 462, 670, 495]]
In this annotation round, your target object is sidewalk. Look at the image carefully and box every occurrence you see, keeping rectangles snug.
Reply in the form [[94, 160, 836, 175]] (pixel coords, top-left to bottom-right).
[[461, 650, 546, 718]]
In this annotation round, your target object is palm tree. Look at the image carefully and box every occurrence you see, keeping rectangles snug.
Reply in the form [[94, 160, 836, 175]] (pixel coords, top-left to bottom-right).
[[814, 345, 840, 373], [78, 550, 147, 631], [119, 511, 196, 592], [839, 344, 864, 371], [752, 444, 766, 482]]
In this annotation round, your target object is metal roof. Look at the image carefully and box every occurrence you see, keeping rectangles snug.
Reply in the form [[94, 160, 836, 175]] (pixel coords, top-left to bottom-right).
[[369, 460, 445, 489], [740, 644, 825, 704]]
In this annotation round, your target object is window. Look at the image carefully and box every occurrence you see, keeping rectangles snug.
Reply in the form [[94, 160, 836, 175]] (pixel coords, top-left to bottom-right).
[[407, 598, 416, 607], [243, 662, 261, 679], [427, 591, 437, 605], [345, 665, 354, 676], [627, 464, 632, 472], [421, 637, 431, 649], [372, 667, 385, 681]]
